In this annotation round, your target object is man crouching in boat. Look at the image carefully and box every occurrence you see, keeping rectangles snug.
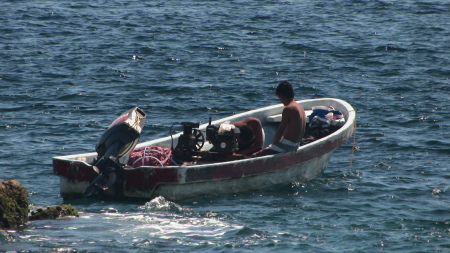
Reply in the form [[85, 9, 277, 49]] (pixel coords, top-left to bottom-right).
[[233, 117, 264, 156], [254, 81, 306, 156]]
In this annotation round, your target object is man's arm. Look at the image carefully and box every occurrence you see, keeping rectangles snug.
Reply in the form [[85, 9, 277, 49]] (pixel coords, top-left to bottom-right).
[[235, 142, 260, 156], [273, 108, 289, 145]]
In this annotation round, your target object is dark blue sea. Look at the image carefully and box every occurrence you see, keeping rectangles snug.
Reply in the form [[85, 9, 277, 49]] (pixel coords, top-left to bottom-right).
[[1, 0, 449, 252]]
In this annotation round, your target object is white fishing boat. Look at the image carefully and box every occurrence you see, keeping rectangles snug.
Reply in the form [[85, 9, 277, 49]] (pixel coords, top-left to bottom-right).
[[53, 98, 356, 201]]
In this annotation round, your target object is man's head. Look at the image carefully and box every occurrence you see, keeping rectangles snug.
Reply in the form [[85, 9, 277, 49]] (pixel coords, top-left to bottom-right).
[[276, 81, 294, 100], [238, 125, 254, 143]]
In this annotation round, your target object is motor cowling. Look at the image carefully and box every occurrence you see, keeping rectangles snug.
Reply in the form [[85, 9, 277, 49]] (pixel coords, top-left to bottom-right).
[[95, 107, 146, 171], [206, 122, 240, 156]]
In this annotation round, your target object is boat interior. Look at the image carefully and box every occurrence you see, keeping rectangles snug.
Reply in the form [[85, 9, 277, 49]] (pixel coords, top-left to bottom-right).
[[126, 108, 346, 167]]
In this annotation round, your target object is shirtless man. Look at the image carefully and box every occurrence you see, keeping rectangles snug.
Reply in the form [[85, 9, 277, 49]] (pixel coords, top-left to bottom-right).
[[254, 81, 306, 156], [233, 117, 264, 156]]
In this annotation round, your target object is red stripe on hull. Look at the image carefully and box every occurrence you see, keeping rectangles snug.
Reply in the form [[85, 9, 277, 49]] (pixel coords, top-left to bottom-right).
[[53, 159, 92, 182], [125, 168, 179, 193]]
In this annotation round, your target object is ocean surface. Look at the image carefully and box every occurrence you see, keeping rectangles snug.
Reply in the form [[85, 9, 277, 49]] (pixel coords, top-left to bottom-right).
[[1, 0, 449, 252]]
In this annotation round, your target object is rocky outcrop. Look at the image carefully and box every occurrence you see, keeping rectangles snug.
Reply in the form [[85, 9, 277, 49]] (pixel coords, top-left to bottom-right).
[[0, 180, 29, 229], [1, 180, 80, 230], [29, 204, 79, 220]]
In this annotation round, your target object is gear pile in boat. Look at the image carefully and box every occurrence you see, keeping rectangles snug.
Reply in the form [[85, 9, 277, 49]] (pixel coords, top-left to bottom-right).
[[302, 106, 344, 144]]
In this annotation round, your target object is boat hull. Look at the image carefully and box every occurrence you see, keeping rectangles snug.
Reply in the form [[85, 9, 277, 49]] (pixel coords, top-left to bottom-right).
[[144, 152, 332, 200], [55, 151, 332, 201]]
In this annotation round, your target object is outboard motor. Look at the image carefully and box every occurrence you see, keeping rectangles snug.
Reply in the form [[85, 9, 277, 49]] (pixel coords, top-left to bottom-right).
[[83, 107, 146, 197]]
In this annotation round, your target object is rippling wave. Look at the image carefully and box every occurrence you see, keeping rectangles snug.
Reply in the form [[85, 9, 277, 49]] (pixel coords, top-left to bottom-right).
[[1, 0, 450, 251]]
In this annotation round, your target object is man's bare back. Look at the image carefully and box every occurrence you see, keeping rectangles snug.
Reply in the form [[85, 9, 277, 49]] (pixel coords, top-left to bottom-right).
[[279, 100, 306, 143], [273, 99, 306, 145]]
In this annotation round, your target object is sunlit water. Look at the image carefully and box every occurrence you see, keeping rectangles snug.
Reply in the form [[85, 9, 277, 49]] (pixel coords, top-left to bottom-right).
[[1, 0, 449, 252]]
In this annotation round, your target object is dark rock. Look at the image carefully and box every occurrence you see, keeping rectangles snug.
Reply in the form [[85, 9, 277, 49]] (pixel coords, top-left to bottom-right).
[[1, 180, 80, 230], [29, 204, 79, 220], [0, 180, 29, 229]]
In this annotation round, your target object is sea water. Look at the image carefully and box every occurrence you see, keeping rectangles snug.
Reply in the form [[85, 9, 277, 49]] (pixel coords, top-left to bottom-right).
[[1, 0, 449, 252]]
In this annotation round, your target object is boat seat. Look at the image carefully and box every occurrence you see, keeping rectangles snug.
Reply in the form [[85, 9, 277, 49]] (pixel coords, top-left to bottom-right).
[[266, 110, 345, 127], [266, 110, 313, 123]]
